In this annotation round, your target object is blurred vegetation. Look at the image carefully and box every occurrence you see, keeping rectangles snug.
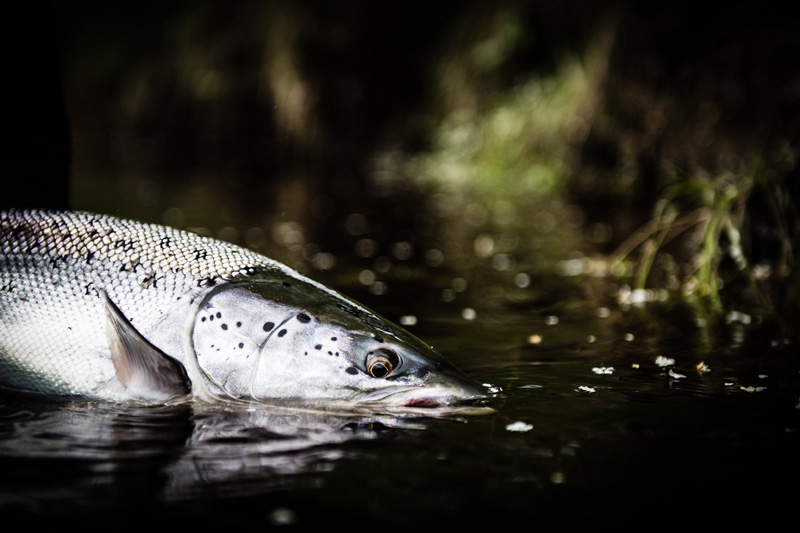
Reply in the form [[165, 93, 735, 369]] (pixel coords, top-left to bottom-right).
[[22, 1, 797, 334]]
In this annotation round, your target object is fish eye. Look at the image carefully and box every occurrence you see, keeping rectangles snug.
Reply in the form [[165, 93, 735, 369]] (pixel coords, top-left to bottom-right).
[[366, 347, 399, 378]]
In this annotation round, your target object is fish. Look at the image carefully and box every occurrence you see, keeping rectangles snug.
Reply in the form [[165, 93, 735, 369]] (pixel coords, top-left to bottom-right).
[[0, 209, 487, 407]]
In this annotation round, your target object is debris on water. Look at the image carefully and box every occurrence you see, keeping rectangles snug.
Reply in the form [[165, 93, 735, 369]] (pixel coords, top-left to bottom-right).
[[631, 363, 640, 369], [544, 315, 559, 325], [592, 366, 614, 375], [668, 369, 686, 379], [696, 362, 710, 373], [655, 355, 675, 366], [528, 334, 543, 344], [624, 333, 635, 341], [505, 421, 534, 432], [586, 334, 596, 343], [740, 386, 767, 393], [577, 386, 596, 393]]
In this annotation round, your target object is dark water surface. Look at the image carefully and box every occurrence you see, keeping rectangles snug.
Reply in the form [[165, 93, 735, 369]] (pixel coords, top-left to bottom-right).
[[1, 299, 797, 529]]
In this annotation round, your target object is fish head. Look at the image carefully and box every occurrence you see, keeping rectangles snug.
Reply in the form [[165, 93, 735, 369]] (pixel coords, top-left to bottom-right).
[[189, 276, 488, 407]]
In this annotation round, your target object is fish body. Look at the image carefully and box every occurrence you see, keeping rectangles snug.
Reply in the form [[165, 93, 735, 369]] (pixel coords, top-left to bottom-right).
[[0, 209, 485, 406]]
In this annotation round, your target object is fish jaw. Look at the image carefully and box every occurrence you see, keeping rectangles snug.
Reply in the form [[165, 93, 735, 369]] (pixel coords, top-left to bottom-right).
[[353, 373, 490, 408]]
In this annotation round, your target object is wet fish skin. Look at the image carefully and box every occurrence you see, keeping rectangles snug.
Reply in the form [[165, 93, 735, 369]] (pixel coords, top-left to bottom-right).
[[0, 209, 485, 406]]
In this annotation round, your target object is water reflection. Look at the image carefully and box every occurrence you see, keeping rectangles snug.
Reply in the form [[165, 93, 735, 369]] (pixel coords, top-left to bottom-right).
[[0, 394, 487, 516]]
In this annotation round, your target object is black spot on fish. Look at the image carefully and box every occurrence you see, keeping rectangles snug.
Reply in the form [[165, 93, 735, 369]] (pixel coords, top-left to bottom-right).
[[236, 321, 242, 328], [201, 317, 207, 322], [263, 321, 275, 331], [278, 329, 287, 337], [216, 312, 222, 319], [194, 248, 208, 260], [374, 335, 384, 343], [328, 351, 333, 356], [315, 344, 322, 350], [221, 324, 228, 330], [346, 367, 358, 375], [238, 342, 244, 349], [282, 281, 291, 287], [331, 337, 337, 341], [297, 313, 310, 323]]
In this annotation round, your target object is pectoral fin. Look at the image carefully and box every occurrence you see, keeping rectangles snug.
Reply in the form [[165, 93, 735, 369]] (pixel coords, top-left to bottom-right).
[[102, 291, 190, 402]]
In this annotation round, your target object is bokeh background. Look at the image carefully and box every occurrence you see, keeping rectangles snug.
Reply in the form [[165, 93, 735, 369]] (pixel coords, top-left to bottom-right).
[[9, 0, 799, 333]]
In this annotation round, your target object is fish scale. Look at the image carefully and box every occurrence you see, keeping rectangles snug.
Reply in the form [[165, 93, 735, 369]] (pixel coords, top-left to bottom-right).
[[0, 209, 286, 398], [0, 209, 487, 406]]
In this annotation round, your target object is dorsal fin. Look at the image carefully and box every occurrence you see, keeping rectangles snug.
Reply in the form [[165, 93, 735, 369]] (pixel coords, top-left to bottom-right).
[[102, 290, 190, 402]]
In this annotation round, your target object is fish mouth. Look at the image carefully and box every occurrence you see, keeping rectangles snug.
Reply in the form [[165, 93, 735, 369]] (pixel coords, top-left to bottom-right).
[[355, 382, 489, 409]]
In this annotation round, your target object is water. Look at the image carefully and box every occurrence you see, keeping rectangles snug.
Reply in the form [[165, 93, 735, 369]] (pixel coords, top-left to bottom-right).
[[4, 171, 798, 528], [1, 298, 797, 529]]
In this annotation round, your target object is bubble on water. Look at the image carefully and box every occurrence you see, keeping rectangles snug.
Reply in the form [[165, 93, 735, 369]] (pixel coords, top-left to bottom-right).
[[400, 315, 418, 326], [425, 248, 444, 267], [451, 277, 468, 292], [269, 507, 296, 526], [473, 234, 495, 258], [355, 238, 378, 258], [391, 241, 414, 261], [514, 272, 530, 288], [273, 222, 304, 247], [544, 315, 559, 326], [358, 269, 376, 285], [311, 252, 336, 270], [374, 256, 391, 273], [369, 281, 388, 295], [461, 308, 477, 320], [592, 367, 614, 375], [491, 253, 516, 271]]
